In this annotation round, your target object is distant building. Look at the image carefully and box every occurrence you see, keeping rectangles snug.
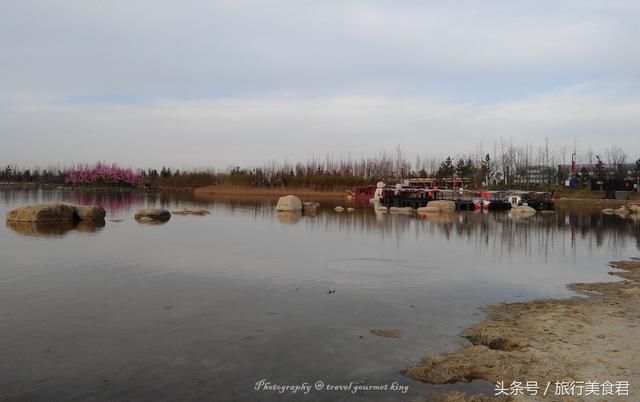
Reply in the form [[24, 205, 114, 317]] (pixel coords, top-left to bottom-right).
[[511, 166, 552, 186]]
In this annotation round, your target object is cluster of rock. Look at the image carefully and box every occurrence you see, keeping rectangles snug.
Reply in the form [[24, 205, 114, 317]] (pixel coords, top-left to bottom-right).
[[275, 195, 321, 213], [334, 206, 354, 212], [6, 203, 105, 222], [602, 204, 640, 216]]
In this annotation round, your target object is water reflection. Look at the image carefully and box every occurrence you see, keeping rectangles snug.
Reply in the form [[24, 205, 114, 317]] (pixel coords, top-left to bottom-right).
[[2, 188, 639, 253], [275, 211, 302, 224], [1, 188, 639, 401], [0, 187, 199, 216], [6, 219, 105, 237]]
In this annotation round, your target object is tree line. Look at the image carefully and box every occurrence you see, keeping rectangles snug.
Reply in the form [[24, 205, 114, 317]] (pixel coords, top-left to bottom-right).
[[2, 141, 639, 190]]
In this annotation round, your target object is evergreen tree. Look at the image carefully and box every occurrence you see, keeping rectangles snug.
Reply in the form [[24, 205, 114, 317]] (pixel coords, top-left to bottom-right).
[[481, 154, 495, 185], [437, 156, 455, 178]]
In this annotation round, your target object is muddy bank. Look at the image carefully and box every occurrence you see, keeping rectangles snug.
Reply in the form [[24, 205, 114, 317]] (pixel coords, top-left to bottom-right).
[[555, 198, 638, 210], [405, 259, 640, 401]]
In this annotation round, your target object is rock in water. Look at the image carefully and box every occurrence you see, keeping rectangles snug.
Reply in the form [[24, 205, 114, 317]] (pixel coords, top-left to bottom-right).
[[417, 200, 456, 213], [189, 208, 210, 215], [601, 208, 615, 215], [275, 195, 303, 212], [134, 208, 171, 221], [347, 207, 355, 212], [628, 204, 639, 213], [6, 203, 76, 222], [334, 206, 345, 212], [302, 202, 320, 212], [73, 205, 106, 221]]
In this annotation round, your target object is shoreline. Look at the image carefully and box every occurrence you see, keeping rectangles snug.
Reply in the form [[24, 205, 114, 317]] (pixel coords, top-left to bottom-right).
[[1, 184, 638, 214], [192, 185, 346, 199], [404, 259, 640, 401]]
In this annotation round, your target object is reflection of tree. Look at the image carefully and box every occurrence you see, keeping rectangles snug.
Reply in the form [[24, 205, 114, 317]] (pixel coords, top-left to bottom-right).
[[206, 200, 640, 256], [3, 189, 638, 255]]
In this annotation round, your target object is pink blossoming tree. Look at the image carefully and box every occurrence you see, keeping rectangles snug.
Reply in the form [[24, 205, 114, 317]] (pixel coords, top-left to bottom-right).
[[64, 162, 142, 187]]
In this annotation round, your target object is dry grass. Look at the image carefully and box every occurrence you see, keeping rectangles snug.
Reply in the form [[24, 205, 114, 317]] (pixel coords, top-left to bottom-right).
[[193, 185, 346, 200]]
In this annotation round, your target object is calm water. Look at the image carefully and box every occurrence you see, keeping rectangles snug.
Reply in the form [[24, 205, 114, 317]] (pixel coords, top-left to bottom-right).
[[1, 189, 639, 401]]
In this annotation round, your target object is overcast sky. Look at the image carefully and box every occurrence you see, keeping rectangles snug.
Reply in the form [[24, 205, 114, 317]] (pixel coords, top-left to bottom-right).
[[1, 0, 639, 169]]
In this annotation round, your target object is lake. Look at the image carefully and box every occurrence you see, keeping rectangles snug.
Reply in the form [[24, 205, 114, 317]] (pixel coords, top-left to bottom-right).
[[1, 188, 638, 401]]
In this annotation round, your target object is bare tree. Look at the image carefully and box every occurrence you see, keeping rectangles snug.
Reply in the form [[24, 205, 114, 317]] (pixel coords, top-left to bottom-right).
[[605, 145, 628, 179]]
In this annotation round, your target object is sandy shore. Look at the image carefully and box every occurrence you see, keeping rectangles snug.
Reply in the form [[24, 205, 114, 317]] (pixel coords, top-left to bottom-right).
[[405, 259, 640, 401]]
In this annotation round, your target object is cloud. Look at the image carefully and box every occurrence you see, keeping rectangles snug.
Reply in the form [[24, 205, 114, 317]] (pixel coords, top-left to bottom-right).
[[1, 1, 638, 98], [0, 1, 638, 167], [1, 84, 638, 168]]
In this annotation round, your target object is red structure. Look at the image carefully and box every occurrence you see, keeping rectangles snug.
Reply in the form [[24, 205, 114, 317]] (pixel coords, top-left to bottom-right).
[[352, 185, 376, 201]]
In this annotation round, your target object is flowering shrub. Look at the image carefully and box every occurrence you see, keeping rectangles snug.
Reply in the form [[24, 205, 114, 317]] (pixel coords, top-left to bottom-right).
[[64, 162, 142, 186]]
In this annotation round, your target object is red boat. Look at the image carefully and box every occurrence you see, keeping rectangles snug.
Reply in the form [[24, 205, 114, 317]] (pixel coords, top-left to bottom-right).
[[352, 185, 377, 202]]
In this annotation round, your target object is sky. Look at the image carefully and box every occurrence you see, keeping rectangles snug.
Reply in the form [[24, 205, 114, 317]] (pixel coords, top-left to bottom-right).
[[1, 0, 639, 169]]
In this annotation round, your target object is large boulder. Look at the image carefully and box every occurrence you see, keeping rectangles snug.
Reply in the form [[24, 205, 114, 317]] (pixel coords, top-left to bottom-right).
[[275, 195, 303, 212], [135, 208, 171, 221], [6, 203, 76, 222], [73, 205, 106, 221], [418, 200, 456, 213]]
